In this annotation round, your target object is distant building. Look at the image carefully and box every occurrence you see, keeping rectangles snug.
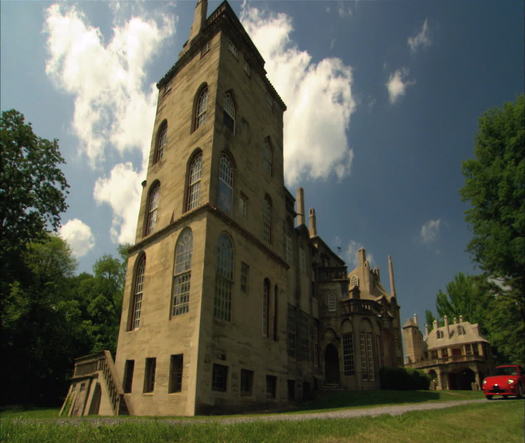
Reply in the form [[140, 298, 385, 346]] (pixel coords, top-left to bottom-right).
[[403, 314, 493, 390], [61, 0, 403, 417]]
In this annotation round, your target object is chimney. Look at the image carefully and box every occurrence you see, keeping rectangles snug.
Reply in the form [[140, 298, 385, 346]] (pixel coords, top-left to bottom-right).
[[388, 255, 397, 298], [358, 248, 367, 266], [189, 0, 208, 42], [424, 323, 429, 337], [296, 188, 305, 226], [308, 208, 317, 237], [413, 313, 418, 326], [444, 315, 449, 336]]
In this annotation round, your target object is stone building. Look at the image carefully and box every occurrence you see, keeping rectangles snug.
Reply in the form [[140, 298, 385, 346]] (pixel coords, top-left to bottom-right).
[[61, 0, 403, 417], [403, 315, 493, 390]]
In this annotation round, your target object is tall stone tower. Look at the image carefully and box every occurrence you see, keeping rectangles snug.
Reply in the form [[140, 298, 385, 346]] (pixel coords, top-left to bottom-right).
[[114, 0, 288, 416]]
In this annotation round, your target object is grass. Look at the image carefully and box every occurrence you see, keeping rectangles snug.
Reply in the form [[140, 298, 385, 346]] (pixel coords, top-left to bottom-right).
[[1, 400, 523, 442], [0, 390, 483, 420]]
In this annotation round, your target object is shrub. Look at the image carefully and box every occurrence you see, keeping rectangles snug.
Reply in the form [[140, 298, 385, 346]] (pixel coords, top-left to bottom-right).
[[379, 367, 431, 390]]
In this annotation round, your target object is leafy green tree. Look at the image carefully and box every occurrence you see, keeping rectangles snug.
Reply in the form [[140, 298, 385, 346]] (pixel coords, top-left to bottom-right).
[[0, 109, 69, 256], [425, 310, 436, 331], [2, 235, 88, 405], [435, 273, 489, 327], [461, 95, 525, 321]]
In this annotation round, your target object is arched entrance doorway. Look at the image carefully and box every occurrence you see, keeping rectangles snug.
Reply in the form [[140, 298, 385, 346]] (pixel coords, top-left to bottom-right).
[[325, 344, 340, 384], [449, 368, 475, 390]]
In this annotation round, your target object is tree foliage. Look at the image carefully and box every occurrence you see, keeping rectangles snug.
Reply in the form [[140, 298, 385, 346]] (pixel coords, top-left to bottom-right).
[[2, 235, 126, 406], [430, 272, 525, 365], [461, 95, 525, 319], [0, 109, 69, 256]]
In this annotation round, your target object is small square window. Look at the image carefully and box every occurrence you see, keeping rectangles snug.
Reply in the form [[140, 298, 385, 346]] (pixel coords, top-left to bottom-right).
[[212, 364, 228, 392], [240, 369, 254, 396]]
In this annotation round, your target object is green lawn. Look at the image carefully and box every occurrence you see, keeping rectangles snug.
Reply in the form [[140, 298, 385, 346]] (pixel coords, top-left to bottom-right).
[[1, 400, 522, 442]]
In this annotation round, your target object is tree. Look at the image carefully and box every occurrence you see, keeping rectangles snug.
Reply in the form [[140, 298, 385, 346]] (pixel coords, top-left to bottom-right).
[[434, 273, 489, 327], [0, 109, 69, 256], [2, 235, 86, 405], [461, 95, 525, 322]]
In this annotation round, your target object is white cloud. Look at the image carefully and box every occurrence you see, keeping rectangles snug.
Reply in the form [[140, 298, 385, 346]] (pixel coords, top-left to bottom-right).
[[59, 218, 95, 257], [408, 19, 431, 53], [420, 219, 441, 244], [386, 68, 414, 104], [44, 4, 174, 243], [345, 240, 374, 269], [44, 4, 173, 167], [241, 5, 356, 186], [93, 162, 142, 244]]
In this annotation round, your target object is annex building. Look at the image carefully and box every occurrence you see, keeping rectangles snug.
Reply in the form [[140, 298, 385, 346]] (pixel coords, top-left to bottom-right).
[[61, 0, 403, 417], [403, 315, 493, 391]]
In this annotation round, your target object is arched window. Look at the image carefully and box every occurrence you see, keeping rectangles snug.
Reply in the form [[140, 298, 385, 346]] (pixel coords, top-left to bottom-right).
[[129, 253, 146, 330], [153, 120, 167, 164], [214, 233, 233, 321], [171, 228, 193, 316], [223, 92, 235, 132], [262, 278, 270, 337], [359, 319, 375, 381], [263, 195, 272, 243], [350, 275, 359, 287], [144, 182, 160, 236], [185, 152, 202, 211], [263, 138, 273, 176], [194, 85, 208, 130], [218, 154, 233, 214]]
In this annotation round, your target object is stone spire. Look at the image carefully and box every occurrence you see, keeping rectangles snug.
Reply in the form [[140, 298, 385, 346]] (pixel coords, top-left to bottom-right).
[[388, 255, 397, 298]]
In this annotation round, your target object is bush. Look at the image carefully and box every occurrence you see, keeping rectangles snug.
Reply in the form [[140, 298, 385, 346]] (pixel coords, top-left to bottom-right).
[[380, 367, 431, 390]]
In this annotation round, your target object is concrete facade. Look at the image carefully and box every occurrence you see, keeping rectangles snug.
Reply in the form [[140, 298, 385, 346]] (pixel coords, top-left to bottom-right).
[[63, 0, 403, 417], [403, 315, 493, 391]]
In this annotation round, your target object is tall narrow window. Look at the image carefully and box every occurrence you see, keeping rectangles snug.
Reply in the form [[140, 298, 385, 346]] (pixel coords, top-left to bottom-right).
[[266, 375, 277, 399], [262, 278, 270, 337], [240, 369, 254, 396], [223, 92, 235, 132], [240, 262, 249, 294], [217, 155, 233, 214], [143, 357, 156, 393], [129, 254, 146, 330], [169, 354, 183, 393], [214, 233, 233, 321], [273, 285, 278, 341], [359, 320, 375, 381], [144, 182, 160, 236], [172, 229, 193, 316], [153, 120, 167, 164], [342, 334, 355, 375], [263, 195, 272, 243], [194, 86, 208, 130], [185, 152, 202, 211], [263, 138, 273, 176], [123, 360, 135, 393]]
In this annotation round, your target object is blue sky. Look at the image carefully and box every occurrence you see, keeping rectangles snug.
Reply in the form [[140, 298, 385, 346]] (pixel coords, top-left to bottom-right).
[[1, 0, 523, 328]]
